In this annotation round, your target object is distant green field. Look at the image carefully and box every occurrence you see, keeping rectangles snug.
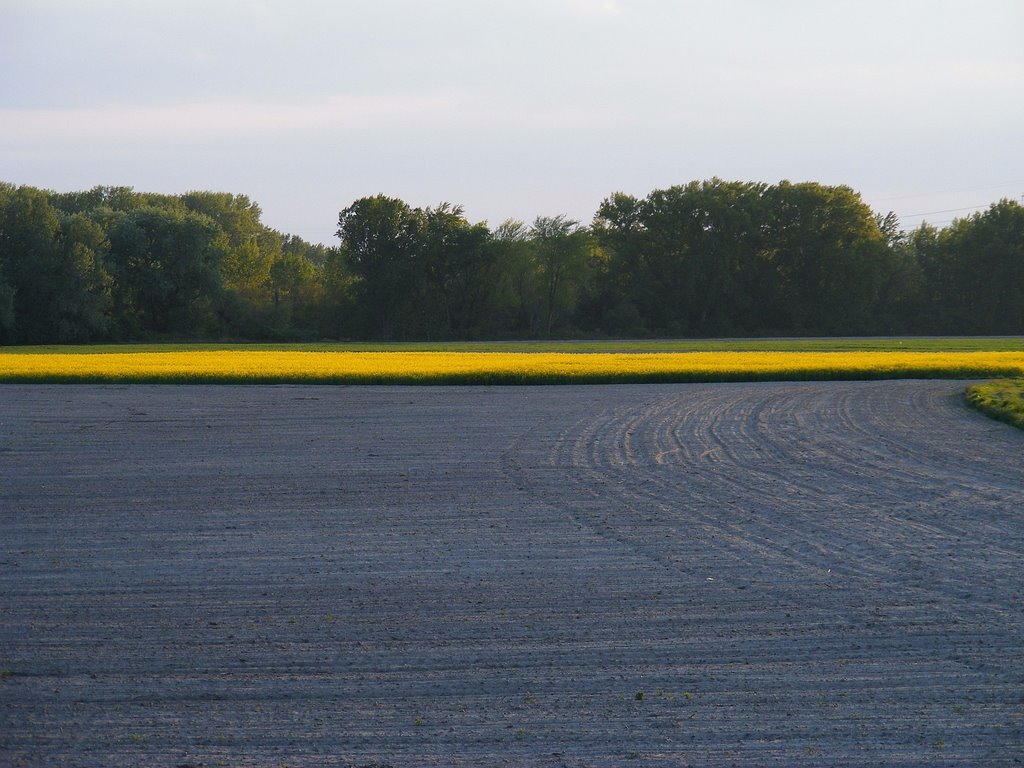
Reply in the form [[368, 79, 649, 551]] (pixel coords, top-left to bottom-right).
[[5, 336, 1024, 355]]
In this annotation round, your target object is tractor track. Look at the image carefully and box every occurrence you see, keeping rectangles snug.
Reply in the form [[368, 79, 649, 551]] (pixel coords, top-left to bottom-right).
[[1, 381, 1022, 766]]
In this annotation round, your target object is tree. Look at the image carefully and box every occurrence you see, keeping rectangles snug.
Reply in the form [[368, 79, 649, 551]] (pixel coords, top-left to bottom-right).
[[593, 192, 648, 334], [267, 250, 323, 337], [0, 186, 62, 341], [419, 203, 495, 336], [529, 215, 594, 337], [51, 185, 142, 215], [0, 274, 13, 342], [106, 206, 227, 336], [55, 213, 113, 340], [183, 192, 280, 308], [0, 186, 112, 342], [867, 211, 924, 334], [336, 195, 423, 338], [0, 182, 16, 342], [760, 182, 890, 334], [594, 180, 768, 335], [920, 200, 1024, 333], [652, 179, 766, 334], [490, 219, 538, 335]]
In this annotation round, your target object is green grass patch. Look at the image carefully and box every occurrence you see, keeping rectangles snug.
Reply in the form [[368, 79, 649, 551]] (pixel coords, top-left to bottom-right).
[[965, 379, 1024, 431], [3, 336, 1024, 355]]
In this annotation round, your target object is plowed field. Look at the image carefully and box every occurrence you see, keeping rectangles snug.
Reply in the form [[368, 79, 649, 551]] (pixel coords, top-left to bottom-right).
[[2, 382, 1022, 766]]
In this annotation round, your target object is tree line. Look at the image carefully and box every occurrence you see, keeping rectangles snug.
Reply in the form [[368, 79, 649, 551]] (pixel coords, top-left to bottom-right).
[[0, 179, 1021, 344]]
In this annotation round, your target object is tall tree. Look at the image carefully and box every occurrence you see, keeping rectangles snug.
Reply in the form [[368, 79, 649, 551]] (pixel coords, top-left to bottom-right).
[[0, 182, 16, 342], [0, 186, 112, 342], [105, 207, 227, 336], [921, 200, 1024, 333], [182, 192, 280, 307], [530, 215, 594, 337], [55, 213, 113, 340], [490, 219, 538, 335], [419, 203, 495, 336], [336, 195, 423, 338], [593, 192, 648, 334], [761, 182, 890, 334], [595, 180, 768, 335]]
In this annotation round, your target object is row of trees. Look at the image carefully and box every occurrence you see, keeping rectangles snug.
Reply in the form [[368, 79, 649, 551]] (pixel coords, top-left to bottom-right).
[[0, 179, 1021, 344], [0, 183, 328, 344]]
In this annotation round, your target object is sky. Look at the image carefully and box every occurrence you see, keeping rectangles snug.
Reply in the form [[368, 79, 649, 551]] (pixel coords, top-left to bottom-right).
[[2, 0, 1022, 245]]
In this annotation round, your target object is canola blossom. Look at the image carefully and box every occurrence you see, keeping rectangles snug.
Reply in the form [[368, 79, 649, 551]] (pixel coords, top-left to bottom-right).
[[2, 350, 1024, 384]]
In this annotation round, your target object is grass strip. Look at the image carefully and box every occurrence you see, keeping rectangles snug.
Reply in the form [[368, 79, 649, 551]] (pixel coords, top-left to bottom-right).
[[965, 379, 1024, 431], [2, 350, 1024, 385], [3, 337, 1024, 355]]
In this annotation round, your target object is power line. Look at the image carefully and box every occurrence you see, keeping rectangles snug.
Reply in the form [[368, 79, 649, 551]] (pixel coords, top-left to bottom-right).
[[874, 182, 1024, 203], [896, 204, 990, 219]]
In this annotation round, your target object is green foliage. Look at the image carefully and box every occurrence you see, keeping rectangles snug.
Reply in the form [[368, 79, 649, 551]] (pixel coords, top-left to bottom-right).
[[965, 379, 1024, 431], [183, 191, 283, 310], [761, 182, 888, 334], [0, 276, 14, 342], [911, 200, 1024, 334], [529, 215, 596, 337], [336, 194, 423, 338], [594, 179, 894, 336], [419, 203, 497, 336], [0, 181, 1021, 344], [0, 186, 113, 342], [9, 337, 1022, 355], [106, 206, 227, 336], [0, 183, 330, 342], [56, 213, 113, 340]]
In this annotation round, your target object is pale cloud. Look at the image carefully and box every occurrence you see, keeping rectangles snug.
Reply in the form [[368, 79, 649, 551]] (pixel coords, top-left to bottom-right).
[[566, 0, 623, 16], [1, 0, 1020, 244], [0, 89, 646, 146], [0, 93, 466, 142]]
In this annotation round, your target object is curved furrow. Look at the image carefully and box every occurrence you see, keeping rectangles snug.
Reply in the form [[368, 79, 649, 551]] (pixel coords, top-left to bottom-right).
[[780, 384, 1024, 556], [545, 388, 849, 581], [7, 383, 1023, 766], [534, 381, 1024, 616], [552, 387, 860, 578]]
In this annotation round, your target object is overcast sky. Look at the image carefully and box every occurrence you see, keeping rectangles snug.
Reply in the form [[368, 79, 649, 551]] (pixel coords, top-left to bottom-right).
[[2, 0, 1022, 244]]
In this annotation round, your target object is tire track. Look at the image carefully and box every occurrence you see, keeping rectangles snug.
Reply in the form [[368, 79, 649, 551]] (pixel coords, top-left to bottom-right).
[[4, 382, 1023, 766], [522, 381, 1024, 616]]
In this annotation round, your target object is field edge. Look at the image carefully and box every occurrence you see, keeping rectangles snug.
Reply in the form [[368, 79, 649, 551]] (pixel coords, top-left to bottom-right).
[[965, 379, 1024, 431]]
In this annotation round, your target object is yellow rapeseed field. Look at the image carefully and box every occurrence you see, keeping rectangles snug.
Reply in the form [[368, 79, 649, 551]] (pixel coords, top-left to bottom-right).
[[2, 350, 1024, 384]]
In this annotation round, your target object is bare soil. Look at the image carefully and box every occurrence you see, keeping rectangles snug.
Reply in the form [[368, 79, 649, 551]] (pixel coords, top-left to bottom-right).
[[1, 381, 1022, 766]]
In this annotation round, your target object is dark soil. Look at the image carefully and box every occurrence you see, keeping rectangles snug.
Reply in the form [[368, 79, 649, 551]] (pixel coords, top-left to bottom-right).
[[2, 381, 1022, 766]]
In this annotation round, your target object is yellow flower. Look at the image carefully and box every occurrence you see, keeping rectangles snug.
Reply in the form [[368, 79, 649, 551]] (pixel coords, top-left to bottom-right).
[[2, 349, 1023, 384]]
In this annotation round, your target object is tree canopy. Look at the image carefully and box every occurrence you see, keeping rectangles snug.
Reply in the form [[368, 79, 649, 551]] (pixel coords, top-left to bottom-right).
[[0, 180, 1021, 343]]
